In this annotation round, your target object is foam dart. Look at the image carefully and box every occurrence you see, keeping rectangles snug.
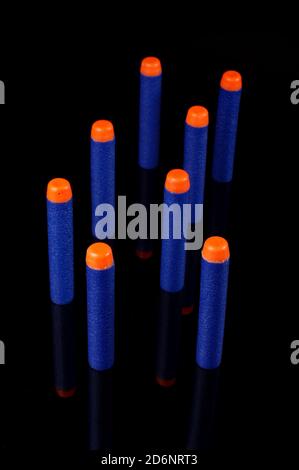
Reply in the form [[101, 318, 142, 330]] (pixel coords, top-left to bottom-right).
[[136, 57, 162, 259], [86, 242, 115, 371], [184, 106, 209, 217], [51, 303, 76, 398], [47, 178, 74, 305], [90, 120, 115, 239], [196, 237, 230, 369], [182, 106, 209, 315], [156, 169, 190, 386], [212, 71, 242, 183], [138, 57, 162, 170]]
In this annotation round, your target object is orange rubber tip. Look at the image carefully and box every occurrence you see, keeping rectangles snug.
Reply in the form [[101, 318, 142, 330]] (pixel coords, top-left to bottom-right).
[[182, 305, 194, 315], [156, 377, 176, 387], [165, 169, 190, 194], [47, 178, 72, 203], [186, 106, 209, 128], [136, 249, 153, 260], [91, 120, 114, 142], [202, 236, 230, 263], [140, 57, 162, 77], [220, 71, 242, 91], [86, 242, 114, 270], [56, 387, 76, 398]]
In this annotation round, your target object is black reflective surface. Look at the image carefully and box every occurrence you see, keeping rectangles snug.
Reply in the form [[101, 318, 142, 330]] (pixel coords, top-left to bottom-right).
[[0, 34, 297, 464]]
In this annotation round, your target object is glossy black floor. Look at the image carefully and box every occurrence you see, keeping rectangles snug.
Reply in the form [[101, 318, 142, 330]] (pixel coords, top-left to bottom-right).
[[0, 33, 298, 465]]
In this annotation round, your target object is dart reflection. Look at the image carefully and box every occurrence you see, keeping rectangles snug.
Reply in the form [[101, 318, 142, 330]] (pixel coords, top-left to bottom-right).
[[88, 367, 113, 451], [186, 365, 220, 450], [51, 302, 76, 398]]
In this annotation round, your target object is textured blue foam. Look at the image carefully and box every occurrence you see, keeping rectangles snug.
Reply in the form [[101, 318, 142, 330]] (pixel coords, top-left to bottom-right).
[[160, 189, 188, 293], [138, 73, 162, 169], [212, 88, 241, 182], [87, 264, 115, 371], [47, 199, 74, 305], [91, 138, 115, 238], [196, 258, 229, 369], [184, 122, 208, 222]]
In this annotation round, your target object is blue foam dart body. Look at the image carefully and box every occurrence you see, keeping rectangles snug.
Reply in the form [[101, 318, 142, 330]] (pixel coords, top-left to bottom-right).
[[138, 73, 162, 169], [91, 138, 115, 238], [182, 123, 208, 308], [87, 264, 115, 371], [212, 88, 242, 183], [160, 189, 189, 293], [184, 122, 208, 223], [47, 199, 74, 305], [196, 258, 230, 369]]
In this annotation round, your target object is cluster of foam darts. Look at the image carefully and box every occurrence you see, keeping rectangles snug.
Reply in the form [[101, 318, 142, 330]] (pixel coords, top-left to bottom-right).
[[46, 57, 242, 397]]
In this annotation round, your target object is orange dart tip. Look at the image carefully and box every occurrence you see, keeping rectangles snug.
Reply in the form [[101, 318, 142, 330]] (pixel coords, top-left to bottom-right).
[[86, 242, 114, 270], [220, 71, 242, 91], [91, 120, 114, 142], [47, 178, 72, 203], [186, 106, 209, 127], [202, 236, 230, 263], [165, 169, 190, 194], [140, 57, 162, 77]]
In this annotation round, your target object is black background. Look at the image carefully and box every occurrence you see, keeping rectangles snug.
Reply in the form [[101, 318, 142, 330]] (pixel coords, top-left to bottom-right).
[[0, 32, 298, 465]]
